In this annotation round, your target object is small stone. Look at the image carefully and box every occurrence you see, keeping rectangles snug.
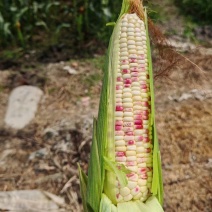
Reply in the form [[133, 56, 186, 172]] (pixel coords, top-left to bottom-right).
[[5, 86, 43, 129]]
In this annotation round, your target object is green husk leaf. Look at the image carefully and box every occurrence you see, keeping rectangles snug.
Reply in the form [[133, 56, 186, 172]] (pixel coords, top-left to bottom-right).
[[78, 164, 88, 212], [100, 194, 118, 212], [104, 157, 130, 187], [106, 22, 116, 26], [117, 196, 163, 212], [86, 118, 101, 212], [144, 7, 164, 205]]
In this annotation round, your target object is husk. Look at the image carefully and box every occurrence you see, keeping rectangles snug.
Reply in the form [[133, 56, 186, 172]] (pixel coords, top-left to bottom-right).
[[79, 1, 164, 211]]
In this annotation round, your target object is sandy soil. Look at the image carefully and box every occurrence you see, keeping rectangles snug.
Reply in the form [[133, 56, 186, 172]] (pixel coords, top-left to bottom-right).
[[0, 47, 211, 212]]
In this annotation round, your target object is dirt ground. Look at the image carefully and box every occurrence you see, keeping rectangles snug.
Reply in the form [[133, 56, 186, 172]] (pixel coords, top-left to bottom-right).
[[0, 44, 211, 212]]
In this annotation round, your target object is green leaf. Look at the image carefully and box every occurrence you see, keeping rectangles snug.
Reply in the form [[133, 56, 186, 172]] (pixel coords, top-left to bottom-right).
[[144, 8, 164, 205], [100, 194, 112, 212], [104, 157, 130, 187], [86, 118, 102, 212], [78, 164, 88, 212], [106, 22, 116, 26], [117, 196, 163, 212]]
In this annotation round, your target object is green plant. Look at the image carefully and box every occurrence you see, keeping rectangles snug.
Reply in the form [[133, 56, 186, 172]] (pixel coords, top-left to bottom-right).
[[175, 0, 212, 24]]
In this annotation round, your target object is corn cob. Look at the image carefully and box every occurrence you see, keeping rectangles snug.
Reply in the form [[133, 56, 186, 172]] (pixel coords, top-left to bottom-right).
[[79, 1, 163, 211], [113, 13, 152, 203]]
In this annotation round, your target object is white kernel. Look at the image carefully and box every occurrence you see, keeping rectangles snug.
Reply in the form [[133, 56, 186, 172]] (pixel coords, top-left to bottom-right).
[[128, 40, 135, 45], [127, 36, 134, 40], [133, 96, 142, 101], [127, 27, 134, 32], [123, 116, 134, 122], [124, 194, 133, 201], [137, 59, 145, 64], [139, 75, 147, 80], [133, 105, 142, 110], [135, 32, 142, 37], [136, 42, 143, 46], [122, 27, 127, 32], [124, 112, 133, 117], [128, 23, 134, 27], [116, 94, 123, 99], [134, 130, 144, 135], [116, 90, 122, 94], [137, 146, 145, 153], [126, 151, 136, 156], [115, 146, 126, 151], [135, 37, 142, 41], [121, 22, 128, 27], [123, 88, 131, 93], [115, 131, 124, 136], [120, 37, 127, 43], [128, 49, 137, 54], [123, 74, 131, 79], [123, 103, 133, 108], [120, 56, 128, 60], [138, 179, 147, 186], [121, 32, 127, 37], [132, 90, 141, 96], [128, 31, 134, 36], [120, 187, 131, 196], [136, 142, 143, 146], [129, 63, 138, 67], [124, 136, 134, 141], [142, 189, 149, 197], [127, 156, 137, 161], [127, 181, 137, 189], [115, 140, 125, 146], [131, 82, 140, 86], [141, 93, 149, 98], [115, 136, 124, 140], [120, 47, 128, 52], [116, 117, 123, 121], [117, 73, 122, 77], [138, 72, 146, 76], [123, 92, 132, 98], [116, 156, 126, 162], [137, 50, 145, 55], [127, 145, 136, 151], [121, 64, 129, 69], [116, 98, 122, 103], [131, 86, 140, 91], [140, 186, 148, 192], [123, 98, 133, 103], [120, 43, 127, 48], [128, 45, 136, 49], [116, 82, 123, 85], [137, 163, 147, 168], [133, 192, 142, 200], [120, 50, 128, 56]]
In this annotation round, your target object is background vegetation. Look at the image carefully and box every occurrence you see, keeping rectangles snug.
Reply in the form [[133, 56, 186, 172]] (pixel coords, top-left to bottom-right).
[[0, 0, 211, 57], [175, 0, 212, 24]]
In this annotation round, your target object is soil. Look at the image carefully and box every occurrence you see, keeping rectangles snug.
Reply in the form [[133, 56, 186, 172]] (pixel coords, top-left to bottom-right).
[[0, 47, 211, 212]]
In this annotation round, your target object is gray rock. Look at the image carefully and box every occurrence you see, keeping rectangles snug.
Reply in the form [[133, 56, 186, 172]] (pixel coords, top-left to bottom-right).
[[4, 86, 43, 129]]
